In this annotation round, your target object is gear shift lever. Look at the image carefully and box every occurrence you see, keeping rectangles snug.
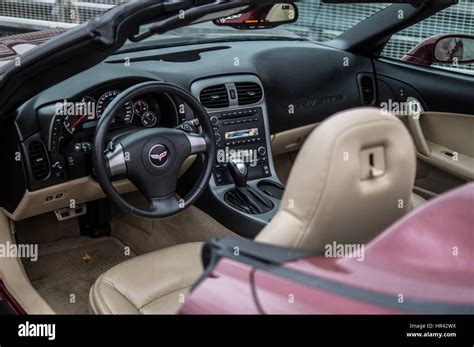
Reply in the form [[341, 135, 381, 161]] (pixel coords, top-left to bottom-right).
[[228, 158, 248, 187], [225, 157, 273, 214]]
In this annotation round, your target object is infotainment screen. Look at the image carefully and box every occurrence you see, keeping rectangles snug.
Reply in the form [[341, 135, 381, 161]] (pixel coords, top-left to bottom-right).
[[224, 128, 259, 140]]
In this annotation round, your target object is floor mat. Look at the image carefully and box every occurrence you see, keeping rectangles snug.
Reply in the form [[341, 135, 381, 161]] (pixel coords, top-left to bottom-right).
[[22, 236, 135, 314]]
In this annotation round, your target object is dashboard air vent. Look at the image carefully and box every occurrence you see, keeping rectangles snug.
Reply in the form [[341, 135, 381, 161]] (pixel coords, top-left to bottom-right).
[[28, 141, 50, 180], [199, 84, 229, 109], [359, 75, 375, 105], [236, 82, 263, 106]]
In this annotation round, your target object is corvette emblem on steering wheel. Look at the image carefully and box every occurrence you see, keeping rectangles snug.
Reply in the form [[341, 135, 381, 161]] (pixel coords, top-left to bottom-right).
[[149, 144, 170, 168]]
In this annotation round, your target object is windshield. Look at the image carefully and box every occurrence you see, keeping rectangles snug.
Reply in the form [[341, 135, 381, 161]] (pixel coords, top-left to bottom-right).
[[0, 0, 389, 44]]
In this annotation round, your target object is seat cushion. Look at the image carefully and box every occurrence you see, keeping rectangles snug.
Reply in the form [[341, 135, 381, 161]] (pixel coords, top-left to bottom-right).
[[412, 192, 426, 209], [89, 242, 203, 314]]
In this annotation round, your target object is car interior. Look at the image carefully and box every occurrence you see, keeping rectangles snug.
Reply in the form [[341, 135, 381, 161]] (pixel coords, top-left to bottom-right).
[[0, 0, 472, 315]]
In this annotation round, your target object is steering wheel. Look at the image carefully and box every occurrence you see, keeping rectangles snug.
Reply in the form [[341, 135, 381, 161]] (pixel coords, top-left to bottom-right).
[[93, 81, 215, 219]]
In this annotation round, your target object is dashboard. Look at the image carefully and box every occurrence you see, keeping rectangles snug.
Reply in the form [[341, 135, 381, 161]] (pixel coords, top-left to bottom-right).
[[1, 39, 373, 220]]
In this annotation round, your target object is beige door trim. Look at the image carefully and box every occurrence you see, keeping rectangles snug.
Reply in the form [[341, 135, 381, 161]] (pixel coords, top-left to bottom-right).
[[406, 112, 474, 181]]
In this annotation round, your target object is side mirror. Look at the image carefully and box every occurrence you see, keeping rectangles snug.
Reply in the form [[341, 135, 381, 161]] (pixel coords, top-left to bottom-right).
[[402, 34, 474, 66], [434, 36, 474, 65], [213, 3, 298, 30]]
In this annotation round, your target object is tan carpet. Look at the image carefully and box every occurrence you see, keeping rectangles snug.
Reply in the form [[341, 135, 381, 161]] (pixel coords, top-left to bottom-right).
[[22, 236, 135, 314]]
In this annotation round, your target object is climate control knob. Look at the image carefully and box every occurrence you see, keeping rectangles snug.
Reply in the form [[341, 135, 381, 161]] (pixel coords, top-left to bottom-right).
[[210, 116, 219, 125], [257, 146, 267, 156]]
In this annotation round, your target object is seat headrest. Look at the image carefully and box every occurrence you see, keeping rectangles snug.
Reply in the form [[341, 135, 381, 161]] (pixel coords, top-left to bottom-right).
[[257, 107, 416, 252]]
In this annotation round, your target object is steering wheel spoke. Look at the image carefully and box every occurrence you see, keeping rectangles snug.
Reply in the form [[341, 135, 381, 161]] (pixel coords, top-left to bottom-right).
[[184, 132, 207, 155], [105, 142, 127, 177]]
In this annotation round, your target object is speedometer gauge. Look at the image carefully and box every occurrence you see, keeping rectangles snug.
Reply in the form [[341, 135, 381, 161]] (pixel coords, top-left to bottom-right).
[[96, 90, 133, 123]]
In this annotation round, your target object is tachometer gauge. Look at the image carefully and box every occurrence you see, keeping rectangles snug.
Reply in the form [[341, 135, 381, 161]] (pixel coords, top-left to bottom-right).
[[63, 115, 84, 135], [62, 96, 96, 134], [141, 111, 158, 127], [134, 100, 148, 116], [96, 90, 133, 123]]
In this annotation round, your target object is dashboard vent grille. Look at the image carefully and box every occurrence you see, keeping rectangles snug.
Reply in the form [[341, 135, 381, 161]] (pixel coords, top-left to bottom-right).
[[200, 84, 229, 109], [28, 141, 50, 180], [359, 75, 375, 105], [236, 82, 263, 106]]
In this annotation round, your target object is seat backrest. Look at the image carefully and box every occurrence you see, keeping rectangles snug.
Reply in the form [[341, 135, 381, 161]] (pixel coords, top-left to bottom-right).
[[256, 107, 416, 252]]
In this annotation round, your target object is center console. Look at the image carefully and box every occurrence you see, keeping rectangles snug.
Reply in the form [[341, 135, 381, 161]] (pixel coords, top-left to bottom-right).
[[191, 75, 284, 238], [210, 106, 270, 185]]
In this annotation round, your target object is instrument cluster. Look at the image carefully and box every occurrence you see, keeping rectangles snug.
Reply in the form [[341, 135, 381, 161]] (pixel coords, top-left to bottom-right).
[[58, 85, 179, 148]]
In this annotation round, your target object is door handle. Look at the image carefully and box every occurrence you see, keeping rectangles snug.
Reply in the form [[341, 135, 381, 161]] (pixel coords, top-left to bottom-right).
[[406, 97, 431, 157]]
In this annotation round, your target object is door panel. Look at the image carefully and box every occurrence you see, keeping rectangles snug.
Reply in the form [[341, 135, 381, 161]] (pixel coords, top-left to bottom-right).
[[375, 59, 474, 115], [374, 59, 474, 198], [409, 112, 474, 181], [421, 113, 474, 158], [414, 160, 466, 198]]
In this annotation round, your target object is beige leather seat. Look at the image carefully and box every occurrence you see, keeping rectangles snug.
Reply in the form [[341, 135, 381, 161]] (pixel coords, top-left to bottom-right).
[[89, 242, 203, 314], [89, 107, 417, 314]]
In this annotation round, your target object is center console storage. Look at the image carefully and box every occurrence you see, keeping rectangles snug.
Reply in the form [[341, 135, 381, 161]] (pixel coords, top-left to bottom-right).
[[257, 180, 285, 200]]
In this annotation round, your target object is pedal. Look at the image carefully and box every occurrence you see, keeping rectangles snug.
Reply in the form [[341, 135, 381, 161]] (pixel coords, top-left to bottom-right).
[[54, 204, 87, 221]]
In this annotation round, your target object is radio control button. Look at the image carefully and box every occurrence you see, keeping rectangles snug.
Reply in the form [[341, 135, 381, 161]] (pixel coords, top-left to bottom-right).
[[210, 116, 219, 125], [258, 146, 267, 156], [214, 133, 221, 142]]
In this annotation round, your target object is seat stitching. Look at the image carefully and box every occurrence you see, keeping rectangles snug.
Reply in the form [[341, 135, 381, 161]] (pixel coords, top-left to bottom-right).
[[94, 276, 112, 314], [99, 277, 138, 313], [137, 285, 191, 311]]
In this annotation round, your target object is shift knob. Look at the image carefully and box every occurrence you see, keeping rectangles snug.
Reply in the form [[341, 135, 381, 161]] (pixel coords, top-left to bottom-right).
[[228, 158, 248, 187]]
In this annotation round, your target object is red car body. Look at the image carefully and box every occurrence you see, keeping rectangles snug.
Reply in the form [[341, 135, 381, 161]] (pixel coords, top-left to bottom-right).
[[181, 183, 474, 314]]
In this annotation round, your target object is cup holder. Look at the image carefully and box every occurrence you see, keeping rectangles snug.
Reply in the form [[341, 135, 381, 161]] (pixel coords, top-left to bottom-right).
[[257, 180, 285, 200]]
